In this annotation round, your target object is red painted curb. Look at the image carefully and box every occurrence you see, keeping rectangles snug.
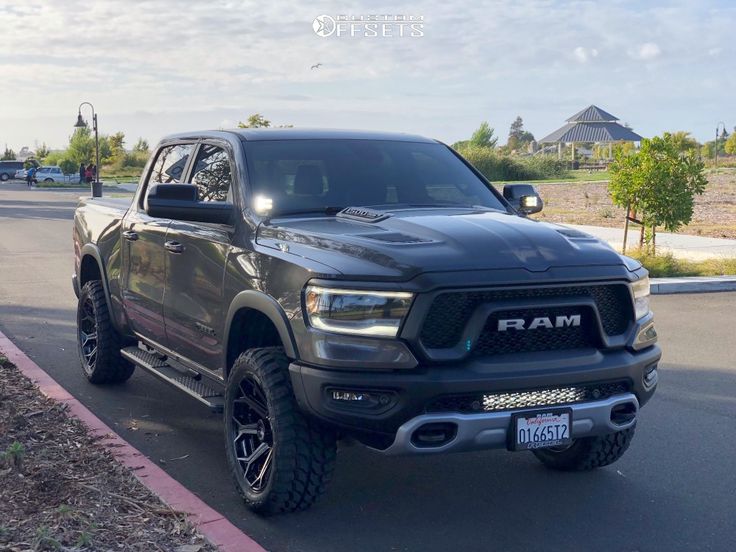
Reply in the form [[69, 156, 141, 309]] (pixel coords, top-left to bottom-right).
[[0, 332, 266, 552]]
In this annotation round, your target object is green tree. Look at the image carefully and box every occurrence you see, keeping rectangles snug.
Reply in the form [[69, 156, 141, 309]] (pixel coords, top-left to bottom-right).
[[35, 142, 51, 160], [507, 116, 535, 151], [67, 128, 95, 164], [666, 131, 699, 153], [1, 146, 15, 160], [724, 132, 736, 155], [133, 138, 150, 153], [609, 134, 707, 251], [59, 158, 78, 175], [469, 121, 497, 148], [109, 132, 126, 162], [238, 113, 271, 128]]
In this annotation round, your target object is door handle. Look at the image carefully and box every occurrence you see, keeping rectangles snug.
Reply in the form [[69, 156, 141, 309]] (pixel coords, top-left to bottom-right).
[[122, 230, 139, 241], [164, 241, 184, 254]]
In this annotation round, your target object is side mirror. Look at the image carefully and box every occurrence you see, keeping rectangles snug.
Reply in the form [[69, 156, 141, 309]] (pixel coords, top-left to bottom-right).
[[145, 184, 234, 225], [503, 183, 543, 215]]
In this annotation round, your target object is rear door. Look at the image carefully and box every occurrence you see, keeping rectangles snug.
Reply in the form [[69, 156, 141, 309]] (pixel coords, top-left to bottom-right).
[[162, 142, 235, 371], [121, 142, 194, 346]]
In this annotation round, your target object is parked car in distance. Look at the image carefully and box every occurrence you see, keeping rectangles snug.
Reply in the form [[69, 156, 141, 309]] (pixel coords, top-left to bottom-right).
[[34, 166, 67, 183], [15, 168, 28, 179], [0, 161, 24, 181]]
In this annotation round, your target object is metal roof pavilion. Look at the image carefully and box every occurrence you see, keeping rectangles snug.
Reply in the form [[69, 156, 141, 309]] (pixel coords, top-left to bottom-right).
[[539, 105, 643, 144]]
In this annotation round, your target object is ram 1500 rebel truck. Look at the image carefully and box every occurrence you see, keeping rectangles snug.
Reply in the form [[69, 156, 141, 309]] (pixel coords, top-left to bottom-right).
[[73, 129, 660, 514]]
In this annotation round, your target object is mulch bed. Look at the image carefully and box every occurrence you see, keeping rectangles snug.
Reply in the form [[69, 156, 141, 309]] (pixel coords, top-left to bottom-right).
[[0, 356, 217, 552]]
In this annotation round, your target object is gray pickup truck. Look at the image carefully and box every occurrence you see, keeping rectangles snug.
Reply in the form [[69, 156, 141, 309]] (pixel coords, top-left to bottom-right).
[[73, 129, 660, 514]]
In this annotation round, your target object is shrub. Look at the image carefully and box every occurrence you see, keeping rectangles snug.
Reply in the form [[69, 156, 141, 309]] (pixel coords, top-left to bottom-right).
[[609, 134, 707, 251], [455, 145, 568, 181], [59, 158, 78, 175]]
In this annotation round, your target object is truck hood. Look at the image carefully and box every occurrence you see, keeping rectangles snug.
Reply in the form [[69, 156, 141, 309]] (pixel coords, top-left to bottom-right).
[[256, 209, 624, 279]]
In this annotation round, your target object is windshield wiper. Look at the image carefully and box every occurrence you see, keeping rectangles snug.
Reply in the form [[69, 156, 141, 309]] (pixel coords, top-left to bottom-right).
[[386, 203, 504, 212]]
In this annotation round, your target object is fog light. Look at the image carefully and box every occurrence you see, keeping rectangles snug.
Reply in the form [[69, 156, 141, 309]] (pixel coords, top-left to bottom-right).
[[332, 390, 368, 402], [327, 388, 396, 411], [644, 363, 658, 387], [633, 319, 658, 350]]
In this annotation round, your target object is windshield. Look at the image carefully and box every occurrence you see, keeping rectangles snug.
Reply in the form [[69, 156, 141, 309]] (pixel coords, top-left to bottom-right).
[[243, 139, 506, 216]]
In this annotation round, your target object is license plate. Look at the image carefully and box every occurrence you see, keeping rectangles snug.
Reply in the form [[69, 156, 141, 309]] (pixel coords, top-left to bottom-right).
[[511, 408, 572, 451]]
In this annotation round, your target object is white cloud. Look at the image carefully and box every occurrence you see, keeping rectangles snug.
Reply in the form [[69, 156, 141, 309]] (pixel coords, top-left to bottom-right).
[[0, 1, 733, 147], [708, 47, 722, 56], [630, 42, 662, 61], [573, 46, 599, 63]]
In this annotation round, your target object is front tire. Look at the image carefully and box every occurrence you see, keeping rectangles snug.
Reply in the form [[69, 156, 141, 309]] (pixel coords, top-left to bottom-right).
[[224, 348, 337, 515], [77, 281, 135, 384], [532, 427, 635, 471]]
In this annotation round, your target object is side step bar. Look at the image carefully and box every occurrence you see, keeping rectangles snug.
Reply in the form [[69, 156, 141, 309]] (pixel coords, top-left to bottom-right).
[[121, 346, 224, 412]]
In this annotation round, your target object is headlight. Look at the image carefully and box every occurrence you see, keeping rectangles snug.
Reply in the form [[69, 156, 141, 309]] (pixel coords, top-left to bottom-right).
[[304, 286, 413, 337], [632, 276, 650, 319]]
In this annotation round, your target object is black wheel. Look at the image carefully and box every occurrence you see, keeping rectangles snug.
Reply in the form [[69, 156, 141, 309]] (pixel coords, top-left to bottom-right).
[[77, 281, 135, 384], [0, 173, 8, 181], [532, 427, 635, 471], [44, 178, 53, 182], [224, 347, 337, 515]]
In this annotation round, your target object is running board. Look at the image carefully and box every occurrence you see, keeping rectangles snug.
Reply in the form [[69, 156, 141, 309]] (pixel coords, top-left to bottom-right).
[[121, 346, 224, 412]]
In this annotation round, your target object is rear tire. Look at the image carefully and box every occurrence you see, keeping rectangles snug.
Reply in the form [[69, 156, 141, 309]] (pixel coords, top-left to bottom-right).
[[224, 347, 337, 515], [77, 280, 135, 384], [0, 173, 8, 181], [532, 427, 635, 471]]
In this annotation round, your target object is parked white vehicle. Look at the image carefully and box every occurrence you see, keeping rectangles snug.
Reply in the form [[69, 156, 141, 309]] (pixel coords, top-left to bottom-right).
[[15, 168, 28, 179], [34, 166, 68, 182]]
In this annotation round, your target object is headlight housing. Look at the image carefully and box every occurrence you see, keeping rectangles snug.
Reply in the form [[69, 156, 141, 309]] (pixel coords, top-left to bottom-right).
[[632, 276, 650, 320], [304, 286, 413, 337]]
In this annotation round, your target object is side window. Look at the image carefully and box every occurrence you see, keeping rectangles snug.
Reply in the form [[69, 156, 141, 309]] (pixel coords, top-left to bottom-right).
[[191, 145, 233, 202], [149, 144, 193, 185]]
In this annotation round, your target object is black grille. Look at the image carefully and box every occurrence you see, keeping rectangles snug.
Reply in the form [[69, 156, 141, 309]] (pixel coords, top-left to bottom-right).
[[426, 381, 630, 414], [419, 285, 632, 351], [473, 306, 597, 356]]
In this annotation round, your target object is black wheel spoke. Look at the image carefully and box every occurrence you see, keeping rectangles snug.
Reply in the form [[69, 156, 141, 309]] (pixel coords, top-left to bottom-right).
[[229, 373, 275, 494], [234, 395, 268, 420]]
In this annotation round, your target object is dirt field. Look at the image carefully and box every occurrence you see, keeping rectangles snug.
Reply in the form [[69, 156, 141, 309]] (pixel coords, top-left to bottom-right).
[[527, 169, 736, 239]]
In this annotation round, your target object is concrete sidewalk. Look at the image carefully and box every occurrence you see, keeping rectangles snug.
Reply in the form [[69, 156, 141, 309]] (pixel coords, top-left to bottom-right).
[[567, 224, 736, 261]]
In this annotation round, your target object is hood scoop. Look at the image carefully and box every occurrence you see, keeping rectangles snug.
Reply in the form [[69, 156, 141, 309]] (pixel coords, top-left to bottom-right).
[[358, 231, 433, 244], [337, 206, 390, 223]]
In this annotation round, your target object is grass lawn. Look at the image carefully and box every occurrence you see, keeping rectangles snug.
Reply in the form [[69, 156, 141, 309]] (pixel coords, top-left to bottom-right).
[[495, 169, 611, 185], [627, 250, 736, 278]]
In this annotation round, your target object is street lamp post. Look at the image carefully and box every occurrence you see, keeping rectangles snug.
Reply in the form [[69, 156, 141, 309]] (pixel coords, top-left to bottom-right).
[[715, 121, 726, 170], [74, 102, 102, 197]]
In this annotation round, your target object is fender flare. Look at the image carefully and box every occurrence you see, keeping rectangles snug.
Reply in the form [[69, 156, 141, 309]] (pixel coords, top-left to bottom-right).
[[78, 244, 116, 320], [224, 290, 299, 361]]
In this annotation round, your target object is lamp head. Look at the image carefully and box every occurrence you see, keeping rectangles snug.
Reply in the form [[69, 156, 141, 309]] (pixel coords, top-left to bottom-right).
[[74, 112, 87, 128]]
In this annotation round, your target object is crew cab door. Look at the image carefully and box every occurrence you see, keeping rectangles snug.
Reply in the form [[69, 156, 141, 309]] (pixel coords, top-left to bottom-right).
[[162, 142, 235, 371], [121, 142, 194, 345]]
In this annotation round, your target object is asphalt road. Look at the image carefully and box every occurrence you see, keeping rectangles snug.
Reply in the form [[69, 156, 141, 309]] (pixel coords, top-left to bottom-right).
[[1, 182, 735, 552]]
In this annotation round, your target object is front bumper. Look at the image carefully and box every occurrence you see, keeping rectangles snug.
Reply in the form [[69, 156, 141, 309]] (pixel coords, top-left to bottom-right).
[[289, 344, 660, 449], [382, 393, 638, 455]]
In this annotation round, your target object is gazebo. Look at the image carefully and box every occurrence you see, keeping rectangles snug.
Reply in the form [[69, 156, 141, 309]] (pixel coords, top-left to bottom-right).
[[538, 105, 643, 160]]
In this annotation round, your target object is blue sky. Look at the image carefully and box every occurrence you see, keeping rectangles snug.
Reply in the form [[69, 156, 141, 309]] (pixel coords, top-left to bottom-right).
[[0, 0, 734, 151]]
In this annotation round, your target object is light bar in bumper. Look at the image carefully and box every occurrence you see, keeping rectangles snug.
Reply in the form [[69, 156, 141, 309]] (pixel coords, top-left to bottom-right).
[[378, 393, 639, 455]]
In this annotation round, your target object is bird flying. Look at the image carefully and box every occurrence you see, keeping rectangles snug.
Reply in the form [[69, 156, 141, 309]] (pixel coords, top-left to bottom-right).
[[311, 63, 323, 70]]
